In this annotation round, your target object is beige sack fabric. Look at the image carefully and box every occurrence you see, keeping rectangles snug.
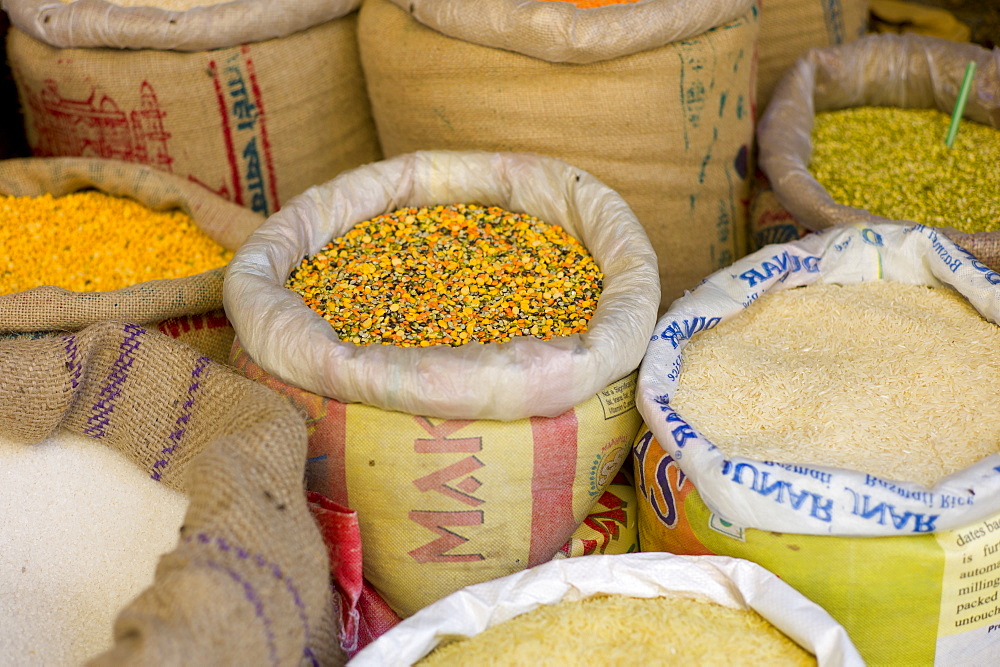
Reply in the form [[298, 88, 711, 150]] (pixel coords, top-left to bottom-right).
[[0, 320, 339, 665], [0, 157, 263, 334], [358, 0, 758, 314], [5, 0, 380, 217]]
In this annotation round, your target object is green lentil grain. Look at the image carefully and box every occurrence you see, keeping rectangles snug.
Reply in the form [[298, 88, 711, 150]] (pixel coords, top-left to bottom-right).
[[809, 106, 1000, 233], [285, 203, 603, 347]]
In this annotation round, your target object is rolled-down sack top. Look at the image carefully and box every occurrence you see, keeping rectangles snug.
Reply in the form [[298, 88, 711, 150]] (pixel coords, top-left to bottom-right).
[[223, 150, 660, 422], [637, 222, 1000, 537], [349, 552, 864, 666], [0, 157, 263, 333]]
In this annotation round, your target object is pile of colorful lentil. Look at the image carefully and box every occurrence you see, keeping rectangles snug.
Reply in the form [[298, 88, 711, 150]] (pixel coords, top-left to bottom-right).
[[809, 106, 1000, 233], [285, 203, 603, 347], [0, 191, 233, 294]]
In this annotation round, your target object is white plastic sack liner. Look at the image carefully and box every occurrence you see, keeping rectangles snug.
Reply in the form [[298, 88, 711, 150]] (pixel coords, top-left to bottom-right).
[[223, 150, 660, 421], [348, 551, 864, 666], [638, 222, 1000, 536]]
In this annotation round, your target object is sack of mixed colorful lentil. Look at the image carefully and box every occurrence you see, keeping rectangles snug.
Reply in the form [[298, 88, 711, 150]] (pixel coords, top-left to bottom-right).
[[4, 0, 380, 217], [0, 157, 262, 363], [350, 552, 864, 665], [755, 33, 1000, 269], [0, 319, 338, 665], [358, 0, 757, 314], [224, 150, 660, 616], [635, 222, 1000, 664]]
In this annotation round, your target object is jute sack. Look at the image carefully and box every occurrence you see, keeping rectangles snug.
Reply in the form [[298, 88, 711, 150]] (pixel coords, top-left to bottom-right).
[[358, 0, 758, 314], [223, 150, 660, 616], [5, 0, 380, 217], [756, 33, 1000, 271], [0, 320, 339, 665], [635, 223, 1000, 665], [0, 157, 262, 363]]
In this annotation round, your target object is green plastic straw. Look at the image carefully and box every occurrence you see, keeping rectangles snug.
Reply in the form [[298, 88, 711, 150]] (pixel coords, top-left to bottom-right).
[[945, 61, 977, 148]]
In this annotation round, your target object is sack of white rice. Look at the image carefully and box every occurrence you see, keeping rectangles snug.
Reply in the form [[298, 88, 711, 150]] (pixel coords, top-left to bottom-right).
[[635, 222, 1000, 664], [358, 0, 758, 314], [224, 150, 660, 616], [348, 552, 863, 666], [4, 0, 381, 217], [0, 319, 338, 665], [754, 33, 1000, 270]]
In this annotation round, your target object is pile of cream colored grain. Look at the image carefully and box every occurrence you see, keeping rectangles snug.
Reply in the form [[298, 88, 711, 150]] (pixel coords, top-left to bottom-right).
[[417, 593, 815, 665], [673, 280, 1000, 487], [0, 429, 187, 665]]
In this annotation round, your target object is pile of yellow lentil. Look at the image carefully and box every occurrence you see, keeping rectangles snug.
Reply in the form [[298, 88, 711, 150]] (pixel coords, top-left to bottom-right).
[[0, 190, 233, 294], [285, 203, 603, 347], [809, 106, 1000, 233]]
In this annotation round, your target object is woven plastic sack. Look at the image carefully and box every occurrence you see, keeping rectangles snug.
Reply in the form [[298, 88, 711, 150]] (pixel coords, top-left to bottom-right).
[[349, 552, 864, 666], [358, 0, 758, 314], [635, 222, 1000, 664], [0, 157, 262, 349], [0, 320, 338, 665], [756, 33, 1000, 270], [4, 0, 380, 217]]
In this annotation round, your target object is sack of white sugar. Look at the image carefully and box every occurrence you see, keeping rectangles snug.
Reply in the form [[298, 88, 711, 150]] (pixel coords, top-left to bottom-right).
[[0, 320, 339, 665], [635, 222, 1000, 665]]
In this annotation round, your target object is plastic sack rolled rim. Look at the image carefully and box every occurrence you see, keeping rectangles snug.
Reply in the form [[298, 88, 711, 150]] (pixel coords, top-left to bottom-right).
[[638, 222, 1000, 537], [348, 552, 863, 667], [223, 150, 660, 421], [0, 0, 360, 51]]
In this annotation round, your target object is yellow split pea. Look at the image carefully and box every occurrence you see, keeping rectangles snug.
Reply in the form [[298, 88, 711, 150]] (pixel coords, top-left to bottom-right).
[[285, 203, 604, 347], [0, 190, 234, 294]]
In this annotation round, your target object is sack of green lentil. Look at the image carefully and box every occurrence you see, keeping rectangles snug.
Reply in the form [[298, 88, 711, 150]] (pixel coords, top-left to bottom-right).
[[0, 319, 339, 665], [635, 222, 1000, 664], [350, 552, 864, 665], [358, 0, 757, 315], [755, 32, 1000, 270], [224, 150, 660, 616], [0, 157, 261, 363], [3, 0, 380, 217]]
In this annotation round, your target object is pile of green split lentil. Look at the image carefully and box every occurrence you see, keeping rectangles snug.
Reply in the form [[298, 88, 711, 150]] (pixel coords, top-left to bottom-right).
[[809, 106, 1000, 233], [285, 203, 603, 347]]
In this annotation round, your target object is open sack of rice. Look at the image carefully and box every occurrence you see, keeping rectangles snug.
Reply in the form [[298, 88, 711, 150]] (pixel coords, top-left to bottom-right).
[[0, 319, 338, 665], [635, 222, 1000, 664], [358, 0, 758, 314], [223, 150, 660, 617], [348, 552, 863, 665], [0, 157, 264, 363], [751, 33, 1000, 266], [3, 0, 381, 217]]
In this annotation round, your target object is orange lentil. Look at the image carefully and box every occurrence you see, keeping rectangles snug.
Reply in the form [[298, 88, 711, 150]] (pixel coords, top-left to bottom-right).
[[0, 191, 233, 294], [533, 0, 643, 7], [285, 203, 603, 347]]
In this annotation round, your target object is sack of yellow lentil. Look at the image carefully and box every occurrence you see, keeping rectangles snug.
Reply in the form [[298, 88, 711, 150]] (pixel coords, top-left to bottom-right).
[[0, 319, 339, 665], [224, 150, 660, 616], [755, 33, 1000, 270], [349, 552, 863, 665], [358, 0, 757, 315], [635, 222, 1000, 664], [0, 157, 261, 363], [4, 0, 380, 217]]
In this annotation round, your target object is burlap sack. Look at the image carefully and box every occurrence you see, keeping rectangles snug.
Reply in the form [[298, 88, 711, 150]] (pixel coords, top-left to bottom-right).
[[0, 157, 262, 364], [358, 0, 758, 314], [756, 0, 869, 112], [5, 0, 380, 217], [0, 320, 339, 665], [756, 33, 1000, 269]]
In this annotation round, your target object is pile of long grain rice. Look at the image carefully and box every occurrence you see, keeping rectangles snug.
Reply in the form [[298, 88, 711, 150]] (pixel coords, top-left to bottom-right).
[[417, 593, 815, 665], [673, 280, 1000, 487]]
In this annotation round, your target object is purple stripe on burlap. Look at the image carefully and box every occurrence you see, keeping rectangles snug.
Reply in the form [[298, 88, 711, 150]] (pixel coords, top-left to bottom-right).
[[84, 323, 145, 438], [204, 560, 279, 666], [150, 356, 210, 482], [188, 533, 317, 665], [62, 335, 82, 390]]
